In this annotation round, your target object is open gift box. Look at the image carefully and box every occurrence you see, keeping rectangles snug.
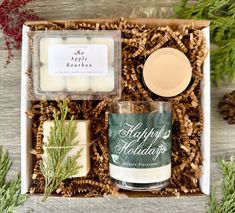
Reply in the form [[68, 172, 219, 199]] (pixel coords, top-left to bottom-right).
[[21, 18, 210, 197]]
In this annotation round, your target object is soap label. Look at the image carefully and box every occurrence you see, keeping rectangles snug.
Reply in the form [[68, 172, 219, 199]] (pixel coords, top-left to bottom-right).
[[48, 44, 108, 76], [108, 113, 172, 169]]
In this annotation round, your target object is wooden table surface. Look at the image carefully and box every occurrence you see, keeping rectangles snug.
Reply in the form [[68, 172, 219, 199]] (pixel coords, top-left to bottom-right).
[[0, 0, 234, 212]]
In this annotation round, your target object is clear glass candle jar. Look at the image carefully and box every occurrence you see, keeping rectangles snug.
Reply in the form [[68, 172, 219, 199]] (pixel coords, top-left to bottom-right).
[[108, 101, 172, 191]]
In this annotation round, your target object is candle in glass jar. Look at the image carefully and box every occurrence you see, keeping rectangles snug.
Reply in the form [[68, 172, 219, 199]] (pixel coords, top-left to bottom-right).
[[108, 101, 172, 191]]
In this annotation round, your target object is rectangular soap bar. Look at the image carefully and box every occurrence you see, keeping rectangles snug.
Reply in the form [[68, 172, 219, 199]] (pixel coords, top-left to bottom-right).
[[42, 120, 90, 177]]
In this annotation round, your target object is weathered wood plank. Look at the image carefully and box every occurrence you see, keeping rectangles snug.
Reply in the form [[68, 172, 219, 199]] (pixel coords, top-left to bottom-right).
[[25, 0, 177, 19]]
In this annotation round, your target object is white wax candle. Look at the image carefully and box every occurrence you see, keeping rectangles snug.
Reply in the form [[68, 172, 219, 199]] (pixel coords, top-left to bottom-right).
[[90, 37, 114, 64], [40, 65, 65, 91], [90, 65, 115, 92], [39, 37, 63, 64], [42, 120, 90, 177], [38, 36, 117, 94], [66, 76, 91, 91], [65, 37, 88, 44], [64, 37, 91, 91]]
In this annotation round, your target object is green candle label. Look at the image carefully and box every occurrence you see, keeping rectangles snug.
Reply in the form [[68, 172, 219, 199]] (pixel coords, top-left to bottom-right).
[[108, 113, 172, 169]]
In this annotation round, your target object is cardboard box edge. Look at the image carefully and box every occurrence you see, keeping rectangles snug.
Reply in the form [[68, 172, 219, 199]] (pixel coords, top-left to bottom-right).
[[21, 24, 32, 194], [199, 26, 211, 195], [24, 18, 210, 28]]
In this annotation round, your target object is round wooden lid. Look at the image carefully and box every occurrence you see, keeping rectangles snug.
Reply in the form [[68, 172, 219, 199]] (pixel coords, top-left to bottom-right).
[[143, 47, 192, 97]]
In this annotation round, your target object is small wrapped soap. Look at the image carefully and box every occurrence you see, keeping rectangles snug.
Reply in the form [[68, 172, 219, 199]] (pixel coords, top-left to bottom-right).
[[42, 120, 90, 177]]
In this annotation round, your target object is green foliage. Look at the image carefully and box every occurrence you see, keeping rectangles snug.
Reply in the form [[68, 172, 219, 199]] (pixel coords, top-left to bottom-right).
[[211, 39, 235, 83], [0, 146, 27, 213], [208, 185, 222, 213], [208, 157, 235, 213], [41, 99, 83, 201], [174, 0, 235, 85]]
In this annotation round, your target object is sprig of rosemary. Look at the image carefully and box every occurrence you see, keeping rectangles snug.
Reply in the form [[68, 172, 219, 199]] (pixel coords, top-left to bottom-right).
[[40, 99, 82, 201], [174, 0, 235, 85], [208, 156, 235, 213], [0, 146, 27, 213]]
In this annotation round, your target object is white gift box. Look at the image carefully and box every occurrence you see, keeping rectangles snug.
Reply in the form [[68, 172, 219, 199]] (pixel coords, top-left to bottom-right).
[[21, 19, 210, 196]]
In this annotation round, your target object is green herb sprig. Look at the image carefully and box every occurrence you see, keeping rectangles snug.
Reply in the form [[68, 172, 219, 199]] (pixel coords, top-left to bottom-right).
[[174, 0, 235, 85], [0, 146, 27, 212], [41, 99, 82, 201], [208, 156, 235, 213]]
